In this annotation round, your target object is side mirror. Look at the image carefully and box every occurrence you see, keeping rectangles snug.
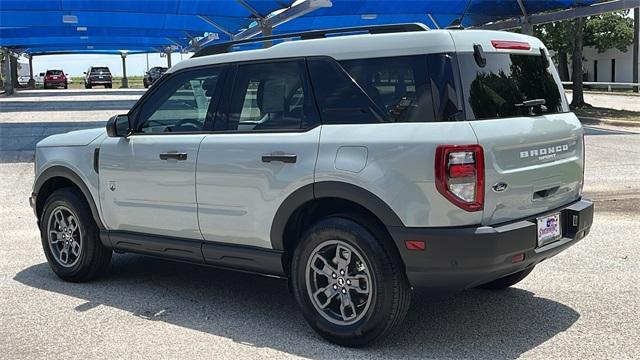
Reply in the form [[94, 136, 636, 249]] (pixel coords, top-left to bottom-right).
[[106, 114, 131, 137], [83, 72, 86, 74]]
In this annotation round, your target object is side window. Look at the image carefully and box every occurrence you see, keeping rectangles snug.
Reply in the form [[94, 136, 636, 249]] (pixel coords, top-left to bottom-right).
[[307, 57, 384, 125], [340, 55, 434, 122], [137, 67, 224, 133], [427, 54, 464, 121], [217, 60, 318, 132]]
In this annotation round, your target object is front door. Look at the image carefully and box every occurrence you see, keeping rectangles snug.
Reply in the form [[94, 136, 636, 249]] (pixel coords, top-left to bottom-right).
[[99, 66, 227, 239], [197, 59, 321, 249]]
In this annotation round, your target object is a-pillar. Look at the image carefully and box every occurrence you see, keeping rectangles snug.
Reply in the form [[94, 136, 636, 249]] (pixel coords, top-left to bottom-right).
[[166, 50, 172, 68], [120, 53, 129, 88], [2, 48, 14, 95], [28, 55, 35, 88]]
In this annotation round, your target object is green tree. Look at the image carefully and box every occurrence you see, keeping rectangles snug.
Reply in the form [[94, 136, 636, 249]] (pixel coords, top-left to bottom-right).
[[534, 11, 635, 108]]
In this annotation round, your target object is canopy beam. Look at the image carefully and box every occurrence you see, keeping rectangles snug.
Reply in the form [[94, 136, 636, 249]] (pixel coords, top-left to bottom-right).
[[479, 0, 638, 30]]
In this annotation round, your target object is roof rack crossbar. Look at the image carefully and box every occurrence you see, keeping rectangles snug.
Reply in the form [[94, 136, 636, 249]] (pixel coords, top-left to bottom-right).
[[192, 23, 429, 58]]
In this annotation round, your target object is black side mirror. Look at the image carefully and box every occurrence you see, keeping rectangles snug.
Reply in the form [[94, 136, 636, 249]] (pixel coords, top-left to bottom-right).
[[106, 114, 131, 137]]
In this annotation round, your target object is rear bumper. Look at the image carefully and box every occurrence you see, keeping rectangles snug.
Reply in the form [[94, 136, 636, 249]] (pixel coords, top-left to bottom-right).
[[45, 80, 66, 85], [388, 199, 593, 290], [88, 79, 112, 84]]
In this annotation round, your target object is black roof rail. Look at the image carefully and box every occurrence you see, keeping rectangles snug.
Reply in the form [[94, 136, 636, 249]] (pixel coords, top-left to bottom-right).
[[192, 23, 429, 58]]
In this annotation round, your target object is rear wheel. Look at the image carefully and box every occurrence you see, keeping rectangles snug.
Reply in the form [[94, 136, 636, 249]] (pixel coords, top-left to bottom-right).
[[478, 266, 535, 290], [40, 188, 112, 282], [291, 216, 411, 347], [64, 82, 68, 89]]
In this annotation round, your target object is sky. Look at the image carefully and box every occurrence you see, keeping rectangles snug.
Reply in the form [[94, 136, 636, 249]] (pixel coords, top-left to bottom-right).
[[17, 52, 193, 77]]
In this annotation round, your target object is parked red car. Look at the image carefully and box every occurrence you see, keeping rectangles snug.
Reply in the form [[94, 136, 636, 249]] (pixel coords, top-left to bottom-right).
[[43, 70, 68, 89]]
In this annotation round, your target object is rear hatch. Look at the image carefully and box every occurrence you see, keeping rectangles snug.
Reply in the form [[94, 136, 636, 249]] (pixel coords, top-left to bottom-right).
[[90, 67, 112, 80], [451, 31, 584, 225]]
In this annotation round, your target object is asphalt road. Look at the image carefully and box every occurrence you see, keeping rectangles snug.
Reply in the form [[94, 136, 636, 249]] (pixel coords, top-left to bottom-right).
[[0, 89, 639, 359]]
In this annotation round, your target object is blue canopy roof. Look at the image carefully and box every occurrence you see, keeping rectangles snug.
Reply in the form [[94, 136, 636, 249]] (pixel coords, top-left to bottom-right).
[[0, 0, 599, 55]]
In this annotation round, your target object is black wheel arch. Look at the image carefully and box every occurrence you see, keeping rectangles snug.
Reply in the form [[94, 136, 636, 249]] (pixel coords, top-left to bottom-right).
[[34, 166, 105, 230], [270, 181, 404, 253]]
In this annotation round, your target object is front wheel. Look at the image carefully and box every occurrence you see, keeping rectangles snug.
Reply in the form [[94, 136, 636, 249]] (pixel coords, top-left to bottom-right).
[[478, 266, 535, 290], [40, 188, 112, 282], [291, 217, 411, 347]]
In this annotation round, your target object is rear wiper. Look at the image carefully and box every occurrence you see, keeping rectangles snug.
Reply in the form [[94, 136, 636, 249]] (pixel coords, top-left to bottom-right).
[[515, 99, 546, 108]]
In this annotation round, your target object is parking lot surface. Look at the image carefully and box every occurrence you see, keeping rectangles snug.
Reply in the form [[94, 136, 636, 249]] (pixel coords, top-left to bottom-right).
[[1, 89, 639, 359]]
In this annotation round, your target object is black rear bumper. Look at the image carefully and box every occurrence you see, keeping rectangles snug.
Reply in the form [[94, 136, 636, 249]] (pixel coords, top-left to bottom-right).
[[387, 199, 593, 291]]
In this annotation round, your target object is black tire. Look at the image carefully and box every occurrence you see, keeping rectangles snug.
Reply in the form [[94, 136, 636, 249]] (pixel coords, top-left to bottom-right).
[[291, 216, 411, 347], [84, 83, 89, 89], [106, 84, 112, 88], [64, 83, 68, 89], [143, 81, 149, 88], [478, 266, 535, 290], [87, 83, 92, 89], [40, 187, 112, 282]]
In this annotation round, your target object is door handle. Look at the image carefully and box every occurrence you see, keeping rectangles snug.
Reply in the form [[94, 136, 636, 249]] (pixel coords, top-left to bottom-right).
[[159, 152, 188, 161], [261, 153, 297, 163]]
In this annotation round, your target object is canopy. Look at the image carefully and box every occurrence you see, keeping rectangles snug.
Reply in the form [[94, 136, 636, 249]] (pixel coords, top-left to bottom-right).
[[0, 0, 600, 55]]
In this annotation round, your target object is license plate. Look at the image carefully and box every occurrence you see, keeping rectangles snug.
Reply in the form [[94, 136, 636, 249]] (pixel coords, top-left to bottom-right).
[[99, 76, 104, 79], [537, 213, 562, 247], [53, 76, 58, 79]]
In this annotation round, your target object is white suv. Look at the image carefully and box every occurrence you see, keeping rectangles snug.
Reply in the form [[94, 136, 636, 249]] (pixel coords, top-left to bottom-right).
[[30, 24, 593, 346]]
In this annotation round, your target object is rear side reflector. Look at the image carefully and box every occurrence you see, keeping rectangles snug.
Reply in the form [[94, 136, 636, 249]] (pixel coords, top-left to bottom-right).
[[491, 40, 531, 50], [511, 253, 525, 263], [405, 240, 425, 251]]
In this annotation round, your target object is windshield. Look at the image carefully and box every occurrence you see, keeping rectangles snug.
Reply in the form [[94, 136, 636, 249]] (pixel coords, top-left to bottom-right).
[[458, 53, 568, 120], [46, 70, 63, 75]]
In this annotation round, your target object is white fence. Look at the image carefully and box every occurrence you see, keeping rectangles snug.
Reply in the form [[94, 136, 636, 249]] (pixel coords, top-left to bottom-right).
[[561, 81, 640, 92]]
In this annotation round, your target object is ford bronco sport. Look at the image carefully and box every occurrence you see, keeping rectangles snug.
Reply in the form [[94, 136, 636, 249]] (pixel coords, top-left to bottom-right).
[[30, 24, 593, 347]]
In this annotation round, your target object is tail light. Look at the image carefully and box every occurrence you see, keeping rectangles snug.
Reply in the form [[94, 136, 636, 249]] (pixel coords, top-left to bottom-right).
[[435, 145, 484, 211]]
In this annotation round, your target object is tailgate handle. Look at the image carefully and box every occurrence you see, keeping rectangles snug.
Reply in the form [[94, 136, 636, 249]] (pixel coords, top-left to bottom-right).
[[533, 186, 560, 200]]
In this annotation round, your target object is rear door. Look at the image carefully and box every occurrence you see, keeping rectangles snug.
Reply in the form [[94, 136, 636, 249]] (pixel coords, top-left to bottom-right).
[[453, 33, 584, 225], [196, 59, 321, 249]]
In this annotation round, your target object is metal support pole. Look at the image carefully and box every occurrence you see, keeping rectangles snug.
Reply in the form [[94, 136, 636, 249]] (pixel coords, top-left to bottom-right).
[[2, 49, 15, 95], [261, 21, 273, 48], [633, 7, 639, 93], [28, 55, 35, 88], [521, 18, 533, 35], [166, 50, 172, 68], [121, 53, 129, 88], [10, 55, 18, 89]]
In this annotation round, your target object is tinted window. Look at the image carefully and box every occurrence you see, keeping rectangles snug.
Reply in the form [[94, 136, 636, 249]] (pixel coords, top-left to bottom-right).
[[427, 54, 464, 121], [217, 60, 318, 131], [90, 67, 110, 74], [46, 70, 63, 75], [137, 67, 225, 133], [458, 53, 567, 120], [340, 55, 434, 122], [307, 57, 385, 125]]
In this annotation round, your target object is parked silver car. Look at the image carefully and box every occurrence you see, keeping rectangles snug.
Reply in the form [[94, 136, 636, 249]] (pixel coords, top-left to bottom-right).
[[30, 24, 593, 347]]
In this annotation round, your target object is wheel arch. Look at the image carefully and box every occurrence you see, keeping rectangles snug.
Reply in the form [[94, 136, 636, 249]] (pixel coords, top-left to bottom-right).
[[34, 166, 105, 230], [271, 181, 405, 273]]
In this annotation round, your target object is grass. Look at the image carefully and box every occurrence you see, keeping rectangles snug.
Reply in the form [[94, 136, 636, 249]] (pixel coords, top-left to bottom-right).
[[573, 107, 640, 122], [67, 76, 145, 89]]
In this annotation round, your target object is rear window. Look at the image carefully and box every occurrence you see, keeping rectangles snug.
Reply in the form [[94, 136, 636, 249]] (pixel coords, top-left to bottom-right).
[[90, 67, 110, 74], [458, 53, 568, 120], [46, 70, 63, 75]]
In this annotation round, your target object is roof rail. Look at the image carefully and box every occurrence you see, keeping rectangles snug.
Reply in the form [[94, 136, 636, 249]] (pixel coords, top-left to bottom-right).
[[192, 23, 429, 58]]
